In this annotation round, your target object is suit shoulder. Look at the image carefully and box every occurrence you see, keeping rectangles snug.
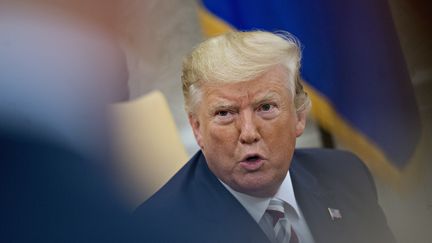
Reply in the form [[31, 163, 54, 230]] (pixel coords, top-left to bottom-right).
[[292, 149, 395, 242], [294, 148, 368, 173], [293, 148, 377, 198]]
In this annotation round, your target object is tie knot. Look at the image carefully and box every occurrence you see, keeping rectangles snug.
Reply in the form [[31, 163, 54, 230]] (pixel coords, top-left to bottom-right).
[[266, 198, 286, 226], [261, 199, 300, 243]]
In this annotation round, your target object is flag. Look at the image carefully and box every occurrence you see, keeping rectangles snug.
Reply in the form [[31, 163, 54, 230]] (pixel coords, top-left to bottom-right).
[[198, 0, 421, 182]]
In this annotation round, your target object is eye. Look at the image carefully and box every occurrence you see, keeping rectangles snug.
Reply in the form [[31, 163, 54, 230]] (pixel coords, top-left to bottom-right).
[[260, 103, 273, 112], [214, 109, 235, 124], [257, 103, 279, 119], [216, 110, 229, 117], [258, 103, 276, 112]]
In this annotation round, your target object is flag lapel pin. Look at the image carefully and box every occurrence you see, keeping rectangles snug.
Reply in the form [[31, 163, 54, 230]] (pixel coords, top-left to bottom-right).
[[328, 208, 342, 221]]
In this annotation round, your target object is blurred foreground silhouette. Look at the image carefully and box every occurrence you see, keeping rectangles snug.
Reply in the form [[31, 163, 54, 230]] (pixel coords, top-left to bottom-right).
[[0, 2, 140, 242]]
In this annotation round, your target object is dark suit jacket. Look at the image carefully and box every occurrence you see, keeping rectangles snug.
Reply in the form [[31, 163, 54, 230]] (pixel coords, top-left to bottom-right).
[[135, 149, 395, 243]]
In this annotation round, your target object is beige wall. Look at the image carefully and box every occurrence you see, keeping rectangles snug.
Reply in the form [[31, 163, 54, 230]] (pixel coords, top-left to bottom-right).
[[117, 0, 204, 154]]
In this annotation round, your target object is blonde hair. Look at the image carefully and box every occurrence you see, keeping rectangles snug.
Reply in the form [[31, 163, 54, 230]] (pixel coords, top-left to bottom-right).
[[182, 30, 311, 114]]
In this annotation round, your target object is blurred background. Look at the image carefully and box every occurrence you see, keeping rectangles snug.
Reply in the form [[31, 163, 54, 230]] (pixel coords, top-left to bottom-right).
[[0, 0, 430, 242]]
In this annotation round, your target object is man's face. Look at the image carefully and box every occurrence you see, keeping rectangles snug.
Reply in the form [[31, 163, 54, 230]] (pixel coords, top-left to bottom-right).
[[189, 65, 306, 197]]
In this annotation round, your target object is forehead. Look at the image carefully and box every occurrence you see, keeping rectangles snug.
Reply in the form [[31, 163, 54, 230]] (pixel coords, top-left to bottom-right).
[[201, 65, 291, 102]]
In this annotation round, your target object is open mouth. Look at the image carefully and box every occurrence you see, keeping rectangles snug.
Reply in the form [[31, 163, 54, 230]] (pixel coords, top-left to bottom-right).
[[245, 155, 261, 162], [240, 154, 265, 171]]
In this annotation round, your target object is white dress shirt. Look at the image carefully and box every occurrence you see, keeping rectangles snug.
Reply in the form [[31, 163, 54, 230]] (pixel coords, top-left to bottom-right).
[[219, 172, 316, 243]]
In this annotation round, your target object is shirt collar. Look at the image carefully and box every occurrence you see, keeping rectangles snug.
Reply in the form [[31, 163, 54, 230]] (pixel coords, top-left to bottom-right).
[[219, 171, 300, 223]]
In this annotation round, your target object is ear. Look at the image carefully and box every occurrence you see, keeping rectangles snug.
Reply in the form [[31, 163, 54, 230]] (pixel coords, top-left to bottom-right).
[[295, 111, 307, 137], [188, 113, 204, 149]]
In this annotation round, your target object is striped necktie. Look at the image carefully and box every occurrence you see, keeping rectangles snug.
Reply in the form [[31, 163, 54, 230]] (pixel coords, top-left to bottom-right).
[[265, 198, 299, 243]]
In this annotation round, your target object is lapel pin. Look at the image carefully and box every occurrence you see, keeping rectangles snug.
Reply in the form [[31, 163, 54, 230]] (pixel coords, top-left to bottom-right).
[[328, 207, 342, 221]]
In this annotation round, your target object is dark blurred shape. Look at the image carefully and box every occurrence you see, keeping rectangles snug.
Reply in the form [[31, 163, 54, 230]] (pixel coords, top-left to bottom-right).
[[0, 124, 137, 242]]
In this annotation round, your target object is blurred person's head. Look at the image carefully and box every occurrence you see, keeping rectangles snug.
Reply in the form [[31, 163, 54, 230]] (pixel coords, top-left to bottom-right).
[[182, 30, 311, 197], [0, 2, 128, 159]]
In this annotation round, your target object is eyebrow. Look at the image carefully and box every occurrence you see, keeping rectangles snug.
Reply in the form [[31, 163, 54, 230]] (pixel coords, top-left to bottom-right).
[[252, 92, 281, 105], [208, 102, 238, 115]]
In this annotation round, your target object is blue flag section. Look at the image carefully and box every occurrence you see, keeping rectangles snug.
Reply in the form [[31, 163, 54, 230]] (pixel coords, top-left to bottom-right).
[[199, 0, 421, 173]]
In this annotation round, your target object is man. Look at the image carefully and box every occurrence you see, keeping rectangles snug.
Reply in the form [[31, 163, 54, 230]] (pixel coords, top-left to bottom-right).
[[135, 30, 395, 243]]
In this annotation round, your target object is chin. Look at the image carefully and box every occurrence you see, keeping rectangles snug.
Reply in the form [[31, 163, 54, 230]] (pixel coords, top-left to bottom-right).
[[242, 186, 278, 198], [233, 179, 279, 197]]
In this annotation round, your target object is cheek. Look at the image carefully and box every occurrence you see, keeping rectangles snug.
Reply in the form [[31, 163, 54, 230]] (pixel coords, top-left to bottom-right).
[[201, 124, 239, 165], [262, 118, 297, 151], [205, 124, 238, 144], [202, 125, 240, 176]]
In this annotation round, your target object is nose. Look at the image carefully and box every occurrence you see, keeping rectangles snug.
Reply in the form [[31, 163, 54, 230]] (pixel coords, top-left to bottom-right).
[[238, 110, 261, 144]]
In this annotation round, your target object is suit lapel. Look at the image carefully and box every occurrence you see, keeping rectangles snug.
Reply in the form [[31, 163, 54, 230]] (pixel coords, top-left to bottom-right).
[[290, 158, 347, 243]]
